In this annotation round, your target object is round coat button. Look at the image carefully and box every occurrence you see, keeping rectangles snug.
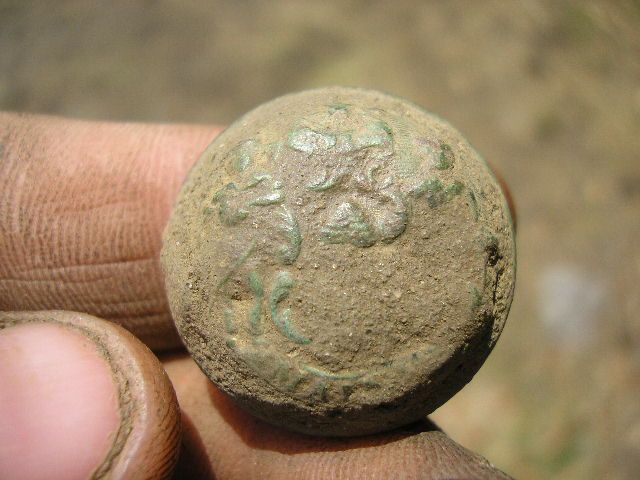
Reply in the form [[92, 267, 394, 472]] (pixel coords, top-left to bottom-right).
[[162, 87, 516, 436]]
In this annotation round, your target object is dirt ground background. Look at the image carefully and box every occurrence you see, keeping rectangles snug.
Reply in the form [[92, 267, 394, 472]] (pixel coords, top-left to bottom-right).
[[2, 1, 639, 478]]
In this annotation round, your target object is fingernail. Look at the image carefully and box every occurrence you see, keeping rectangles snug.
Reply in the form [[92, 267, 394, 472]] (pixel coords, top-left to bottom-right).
[[0, 322, 120, 480]]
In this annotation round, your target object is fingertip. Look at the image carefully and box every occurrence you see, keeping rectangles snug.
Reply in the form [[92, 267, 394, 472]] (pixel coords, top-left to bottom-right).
[[0, 319, 119, 479], [0, 311, 181, 479]]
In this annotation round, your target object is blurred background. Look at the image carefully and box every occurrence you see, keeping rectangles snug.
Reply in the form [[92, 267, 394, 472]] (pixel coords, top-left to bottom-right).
[[2, 1, 639, 478]]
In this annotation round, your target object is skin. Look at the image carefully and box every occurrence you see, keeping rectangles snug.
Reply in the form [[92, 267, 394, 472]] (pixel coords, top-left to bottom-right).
[[0, 112, 511, 479]]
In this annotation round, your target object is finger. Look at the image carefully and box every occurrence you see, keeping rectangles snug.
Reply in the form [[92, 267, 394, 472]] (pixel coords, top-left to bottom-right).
[[0, 113, 222, 350], [0, 311, 181, 479], [164, 355, 511, 480]]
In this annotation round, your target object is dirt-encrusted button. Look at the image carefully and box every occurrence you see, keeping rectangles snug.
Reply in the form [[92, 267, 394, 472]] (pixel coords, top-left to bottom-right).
[[161, 87, 516, 436]]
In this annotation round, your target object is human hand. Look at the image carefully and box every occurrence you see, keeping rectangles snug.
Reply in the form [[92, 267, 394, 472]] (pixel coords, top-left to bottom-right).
[[0, 113, 511, 479]]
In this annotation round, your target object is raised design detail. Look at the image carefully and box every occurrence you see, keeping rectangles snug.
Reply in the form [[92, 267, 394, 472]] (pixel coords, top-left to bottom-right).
[[275, 206, 301, 265], [211, 111, 469, 397], [269, 271, 310, 344], [288, 128, 336, 154], [225, 334, 439, 403], [225, 139, 257, 173]]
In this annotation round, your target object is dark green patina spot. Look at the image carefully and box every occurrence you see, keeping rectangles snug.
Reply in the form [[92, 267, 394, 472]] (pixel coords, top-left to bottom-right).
[[435, 143, 455, 170], [412, 178, 443, 199], [269, 271, 311, 344], [328, 102, 350, 113], [468, 190, 479, 220], [445, 180, 464, 197], [412, 178, 464, 208], [470, 286, 483, 311]]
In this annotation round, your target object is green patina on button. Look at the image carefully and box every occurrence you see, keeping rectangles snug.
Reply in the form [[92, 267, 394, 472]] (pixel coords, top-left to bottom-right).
[[162, 87, 516, 437]]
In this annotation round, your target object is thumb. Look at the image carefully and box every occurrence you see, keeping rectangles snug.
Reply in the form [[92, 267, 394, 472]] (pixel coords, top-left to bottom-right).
[[0, 311, 181, 479]]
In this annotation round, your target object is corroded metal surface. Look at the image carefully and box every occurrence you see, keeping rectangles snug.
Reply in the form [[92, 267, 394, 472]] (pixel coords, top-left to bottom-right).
[[162, 87, 516, 436]]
